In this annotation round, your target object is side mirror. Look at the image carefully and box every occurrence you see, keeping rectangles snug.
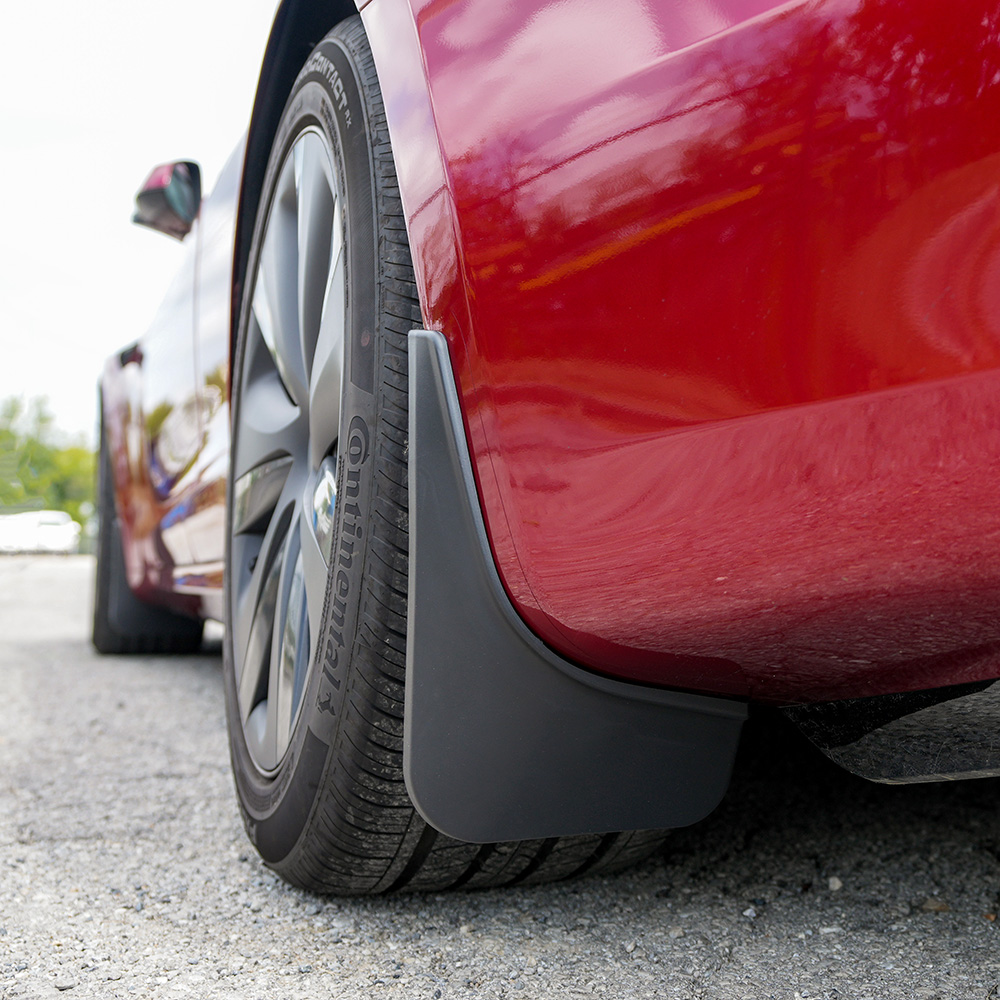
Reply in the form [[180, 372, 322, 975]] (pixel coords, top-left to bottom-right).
[[132, 160, 202, 240]]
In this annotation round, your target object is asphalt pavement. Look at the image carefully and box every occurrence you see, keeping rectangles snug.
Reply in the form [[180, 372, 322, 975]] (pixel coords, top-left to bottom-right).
[[1, 555, 998, 999]]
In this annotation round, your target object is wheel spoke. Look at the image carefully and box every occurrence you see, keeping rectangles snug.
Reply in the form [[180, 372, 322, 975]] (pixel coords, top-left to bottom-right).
[[235, 500, 290, 771], [232, 455, 293, 536], [270, 536, 309, 760], [254, 162, 308, 407], [234, 468, 316, 773], [295, 134, 335, 376], [237, 550, 282, 728], [231, 366, 302, 483], [308, 238, 346, 469], [231, 470, 301, 676]]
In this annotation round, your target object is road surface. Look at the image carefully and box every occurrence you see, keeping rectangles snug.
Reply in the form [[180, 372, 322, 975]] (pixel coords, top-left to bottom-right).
[[1, 556, 998, 998]]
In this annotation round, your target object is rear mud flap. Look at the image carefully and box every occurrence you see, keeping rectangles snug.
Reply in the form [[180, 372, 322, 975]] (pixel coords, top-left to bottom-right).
[[405, 329, 746, 843]]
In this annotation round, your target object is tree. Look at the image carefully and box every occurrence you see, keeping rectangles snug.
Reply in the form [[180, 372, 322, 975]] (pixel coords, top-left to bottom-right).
[[0, 397, 95, 526]]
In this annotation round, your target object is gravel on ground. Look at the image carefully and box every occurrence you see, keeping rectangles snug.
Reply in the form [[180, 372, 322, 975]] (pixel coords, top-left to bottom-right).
[[2, 556, 999, 999]]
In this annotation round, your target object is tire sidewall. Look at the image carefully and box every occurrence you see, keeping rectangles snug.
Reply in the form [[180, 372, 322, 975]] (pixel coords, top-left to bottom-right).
[[224, 26, 383, 865]]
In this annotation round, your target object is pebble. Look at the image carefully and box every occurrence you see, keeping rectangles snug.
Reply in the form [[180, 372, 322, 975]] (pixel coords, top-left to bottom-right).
[[920, 899, 951, 913], [828, 876, 843, 891]]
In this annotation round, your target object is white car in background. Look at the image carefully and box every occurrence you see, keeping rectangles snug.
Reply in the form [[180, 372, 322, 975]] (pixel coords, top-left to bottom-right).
[[0, 511, 81, 554]]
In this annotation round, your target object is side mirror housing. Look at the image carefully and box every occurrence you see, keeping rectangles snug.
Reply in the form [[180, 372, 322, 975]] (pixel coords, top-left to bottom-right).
[[133, 161, 202, 240]]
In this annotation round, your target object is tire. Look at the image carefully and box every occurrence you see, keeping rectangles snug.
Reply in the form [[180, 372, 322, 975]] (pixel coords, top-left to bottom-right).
[[91, 414, 204, 655], [223, 16, 667, 894]]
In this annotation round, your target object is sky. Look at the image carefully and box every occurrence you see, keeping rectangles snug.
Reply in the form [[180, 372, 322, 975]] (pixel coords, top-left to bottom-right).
[[0, 0, 282, 444]]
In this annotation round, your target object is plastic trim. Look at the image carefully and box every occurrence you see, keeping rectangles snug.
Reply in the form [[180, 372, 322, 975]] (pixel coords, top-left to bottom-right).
[[785, 679, 1000, 784], [404, 330, 747, 843]]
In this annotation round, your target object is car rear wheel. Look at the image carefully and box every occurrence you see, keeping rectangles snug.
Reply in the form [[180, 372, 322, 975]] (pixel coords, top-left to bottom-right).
[[223, 16, 667, 894], [91, 415, 204, 655]]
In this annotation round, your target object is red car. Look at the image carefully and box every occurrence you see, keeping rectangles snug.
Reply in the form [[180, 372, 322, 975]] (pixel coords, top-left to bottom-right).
[[94, 0, 1000, 894]]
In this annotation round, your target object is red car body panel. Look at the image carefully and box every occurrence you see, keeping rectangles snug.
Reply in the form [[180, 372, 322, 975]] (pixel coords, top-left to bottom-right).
[[363, 0, 1000, 702]]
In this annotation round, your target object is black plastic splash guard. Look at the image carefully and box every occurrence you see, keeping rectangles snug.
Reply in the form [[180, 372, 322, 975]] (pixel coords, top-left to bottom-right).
[[404, 329, 746, 843]]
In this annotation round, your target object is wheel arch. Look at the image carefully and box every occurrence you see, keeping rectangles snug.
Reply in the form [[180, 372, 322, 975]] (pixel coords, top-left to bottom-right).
[[232, 0, 466, 373], [97, 348, 141, 587], [232, 0, 360, 375]]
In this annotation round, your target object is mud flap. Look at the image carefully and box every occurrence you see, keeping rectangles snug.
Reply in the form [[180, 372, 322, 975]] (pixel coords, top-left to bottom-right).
[[404, 330, 746, 843]]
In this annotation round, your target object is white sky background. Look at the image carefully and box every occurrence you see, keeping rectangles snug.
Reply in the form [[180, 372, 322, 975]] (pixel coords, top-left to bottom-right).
[[0, 0, 282, 445]]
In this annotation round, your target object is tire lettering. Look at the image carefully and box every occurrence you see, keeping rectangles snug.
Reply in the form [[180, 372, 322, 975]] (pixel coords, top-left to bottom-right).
[[317, 417, 371, 716], [347, 416, 370, 464], [345, 467, 361, 498], [338, 536, 355, 569], [304, 52, 352, 128]]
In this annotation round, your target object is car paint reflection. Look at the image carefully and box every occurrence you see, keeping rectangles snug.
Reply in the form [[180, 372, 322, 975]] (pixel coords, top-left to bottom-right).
[[367, 0, 1000, 699]]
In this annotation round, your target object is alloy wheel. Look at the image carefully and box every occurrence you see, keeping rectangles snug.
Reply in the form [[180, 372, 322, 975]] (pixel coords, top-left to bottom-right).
[[229, 128, 346, 774]]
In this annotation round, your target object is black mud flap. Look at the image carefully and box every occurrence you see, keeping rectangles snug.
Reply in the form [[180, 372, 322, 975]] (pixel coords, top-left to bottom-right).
[[404, 330, 746, 843]]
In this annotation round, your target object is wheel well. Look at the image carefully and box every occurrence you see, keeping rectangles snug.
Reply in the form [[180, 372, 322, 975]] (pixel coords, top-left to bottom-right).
[[231, 0, 358, 374]]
